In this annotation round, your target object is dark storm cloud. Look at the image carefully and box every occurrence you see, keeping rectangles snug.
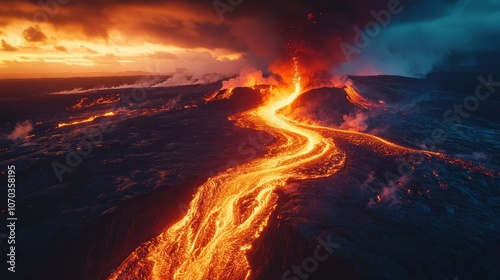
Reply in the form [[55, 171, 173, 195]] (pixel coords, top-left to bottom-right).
[[22, 25, 48, 42], [336, 0, 500, 76], [400, 0, 500, 55], [388, 0, 461, 23], [7, 0, 391, 54], [131, 20, 242, 51], [7, 0, 500, 76]]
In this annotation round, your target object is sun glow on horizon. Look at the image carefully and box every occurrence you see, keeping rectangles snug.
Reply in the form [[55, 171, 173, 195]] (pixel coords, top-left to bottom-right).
[[0, 3, 249, 78]]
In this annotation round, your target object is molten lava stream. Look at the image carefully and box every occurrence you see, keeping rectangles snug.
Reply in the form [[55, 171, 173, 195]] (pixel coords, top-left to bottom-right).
[[108, 70, 346, 280]]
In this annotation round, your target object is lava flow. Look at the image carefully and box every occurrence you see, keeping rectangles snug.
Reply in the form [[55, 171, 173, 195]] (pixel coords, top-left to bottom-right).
[[57, 111, 115, 128], [107, 61, 440, 279]]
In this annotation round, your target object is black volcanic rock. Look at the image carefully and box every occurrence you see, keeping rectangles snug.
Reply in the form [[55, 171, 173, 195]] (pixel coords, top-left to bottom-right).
[[1, 75, 498, 280], [280, 87, 357, 127]]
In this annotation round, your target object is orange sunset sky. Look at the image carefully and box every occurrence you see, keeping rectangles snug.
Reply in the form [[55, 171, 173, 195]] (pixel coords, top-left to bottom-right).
[[5, 1, 498, 80], [0, 0, 268, 79]]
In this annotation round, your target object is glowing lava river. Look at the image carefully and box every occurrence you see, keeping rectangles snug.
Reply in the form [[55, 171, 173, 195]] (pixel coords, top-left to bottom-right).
[[107, 64, 443, 280]]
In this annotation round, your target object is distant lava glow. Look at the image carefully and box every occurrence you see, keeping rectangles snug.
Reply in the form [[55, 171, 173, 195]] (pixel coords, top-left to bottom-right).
[[57, 111, 115, 128], [108, 60, 487, 279]]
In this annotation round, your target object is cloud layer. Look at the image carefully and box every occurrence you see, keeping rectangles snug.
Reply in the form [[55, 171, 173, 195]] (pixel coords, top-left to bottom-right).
[[0, 0, 498, 78]]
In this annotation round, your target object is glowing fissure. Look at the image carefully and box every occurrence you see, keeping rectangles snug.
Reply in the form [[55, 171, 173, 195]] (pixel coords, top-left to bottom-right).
[[57, 111, 115, 128]]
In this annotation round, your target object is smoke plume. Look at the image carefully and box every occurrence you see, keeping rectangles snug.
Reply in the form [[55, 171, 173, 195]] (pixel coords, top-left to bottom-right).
[[8, 120, 34, 141]]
